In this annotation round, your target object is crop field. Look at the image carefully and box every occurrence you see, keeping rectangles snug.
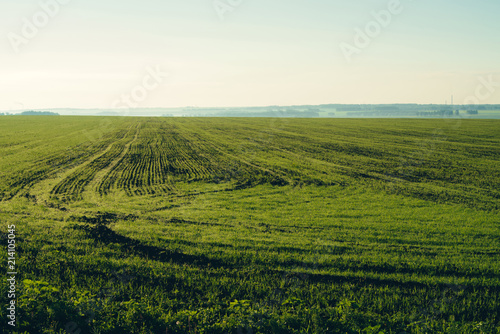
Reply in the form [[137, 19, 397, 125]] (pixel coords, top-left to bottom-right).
[[0, 116, 499, 333]]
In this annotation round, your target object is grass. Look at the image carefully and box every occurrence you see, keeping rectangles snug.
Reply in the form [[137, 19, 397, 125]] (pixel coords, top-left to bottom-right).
[[0, 117, 499, 333]]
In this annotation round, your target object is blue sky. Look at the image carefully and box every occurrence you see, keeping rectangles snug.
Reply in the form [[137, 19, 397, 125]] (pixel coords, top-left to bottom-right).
[[1, 0, 499, 110]]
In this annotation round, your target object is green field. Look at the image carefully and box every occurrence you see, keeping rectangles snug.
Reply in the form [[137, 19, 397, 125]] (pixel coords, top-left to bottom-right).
[[1, 117, 499, 333]]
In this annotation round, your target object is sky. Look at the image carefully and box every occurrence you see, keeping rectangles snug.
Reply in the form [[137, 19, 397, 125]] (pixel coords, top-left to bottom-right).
[[1, 0, 500, 110]]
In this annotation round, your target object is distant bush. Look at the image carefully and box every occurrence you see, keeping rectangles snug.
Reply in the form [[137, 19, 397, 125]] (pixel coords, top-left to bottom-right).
[[19, 110, 59, 116]]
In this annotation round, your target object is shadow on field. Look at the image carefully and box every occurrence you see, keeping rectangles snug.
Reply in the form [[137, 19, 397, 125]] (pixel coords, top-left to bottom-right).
[[165, 238, 500, 280], [264, 269, 500, 293], [70, 212, 222, 268]]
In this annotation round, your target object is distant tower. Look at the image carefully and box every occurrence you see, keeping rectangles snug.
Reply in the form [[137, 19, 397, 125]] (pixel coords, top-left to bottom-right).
[[451, 95, 454, 107]]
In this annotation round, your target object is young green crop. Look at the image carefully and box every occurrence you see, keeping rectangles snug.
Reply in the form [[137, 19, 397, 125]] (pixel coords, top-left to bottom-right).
[[0, 117, 498, 333]]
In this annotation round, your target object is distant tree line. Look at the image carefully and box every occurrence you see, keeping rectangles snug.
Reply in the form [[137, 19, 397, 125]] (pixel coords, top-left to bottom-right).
[[416, 110, 455, 117], [0, 111, 60, 116], [19, 111, 59, 116], [214, 109, 320, 118], [321, 104, 500, 112]]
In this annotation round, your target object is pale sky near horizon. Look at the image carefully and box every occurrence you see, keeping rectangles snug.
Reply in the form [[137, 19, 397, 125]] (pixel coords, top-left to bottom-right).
[[1, 0, 499, 110]]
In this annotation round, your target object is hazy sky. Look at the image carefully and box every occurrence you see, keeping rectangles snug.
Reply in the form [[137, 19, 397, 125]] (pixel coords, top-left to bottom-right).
[[1, 0, 499, 110]]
